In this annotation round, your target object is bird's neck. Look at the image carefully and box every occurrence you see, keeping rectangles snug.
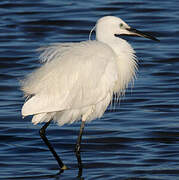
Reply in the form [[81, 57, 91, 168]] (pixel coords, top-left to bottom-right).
[[98, 37, 138, 94]]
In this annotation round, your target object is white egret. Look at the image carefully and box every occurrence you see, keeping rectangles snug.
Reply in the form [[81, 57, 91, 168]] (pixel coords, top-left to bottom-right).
[[21, 16, 159, 171]]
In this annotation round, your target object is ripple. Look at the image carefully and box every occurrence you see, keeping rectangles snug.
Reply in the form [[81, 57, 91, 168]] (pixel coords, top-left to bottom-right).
[[0, 0, 179, 179]]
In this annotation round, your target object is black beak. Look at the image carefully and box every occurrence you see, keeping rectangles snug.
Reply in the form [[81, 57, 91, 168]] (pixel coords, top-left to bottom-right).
[[126, 27, 159, 42]]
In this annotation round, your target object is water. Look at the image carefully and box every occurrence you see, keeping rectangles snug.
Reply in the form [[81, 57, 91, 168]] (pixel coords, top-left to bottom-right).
[[0, 0, 179, 179]]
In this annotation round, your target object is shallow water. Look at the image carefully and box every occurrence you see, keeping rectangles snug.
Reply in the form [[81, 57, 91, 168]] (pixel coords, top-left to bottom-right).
[[0, 0, 179, 179]]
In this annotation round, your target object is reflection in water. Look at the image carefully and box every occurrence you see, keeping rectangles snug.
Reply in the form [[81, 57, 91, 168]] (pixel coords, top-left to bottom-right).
[[75, 121, 85, 179], [76, 155, 84, 180]]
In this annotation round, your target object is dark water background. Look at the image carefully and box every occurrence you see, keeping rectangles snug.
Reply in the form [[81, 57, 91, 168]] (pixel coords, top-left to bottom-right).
[[0, 0, 179, 179]]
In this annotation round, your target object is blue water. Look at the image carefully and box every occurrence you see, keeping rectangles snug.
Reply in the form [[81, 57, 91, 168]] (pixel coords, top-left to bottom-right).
[[0, 0, 179, 179]]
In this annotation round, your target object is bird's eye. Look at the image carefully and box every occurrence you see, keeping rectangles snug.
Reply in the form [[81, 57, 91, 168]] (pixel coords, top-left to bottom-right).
[[120, 23, 123, 27]]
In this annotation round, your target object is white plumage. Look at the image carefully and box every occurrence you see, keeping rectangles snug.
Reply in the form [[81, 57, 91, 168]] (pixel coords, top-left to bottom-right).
[[21, 16, 159, 171], [21, 16, 141, 126]]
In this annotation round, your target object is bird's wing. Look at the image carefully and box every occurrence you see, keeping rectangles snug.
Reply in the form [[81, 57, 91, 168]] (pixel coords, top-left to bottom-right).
[[21, 41, 119, 116]]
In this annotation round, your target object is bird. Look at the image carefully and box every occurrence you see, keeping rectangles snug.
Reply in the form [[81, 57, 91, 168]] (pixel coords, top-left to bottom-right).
[[21, 16, 159, 171]]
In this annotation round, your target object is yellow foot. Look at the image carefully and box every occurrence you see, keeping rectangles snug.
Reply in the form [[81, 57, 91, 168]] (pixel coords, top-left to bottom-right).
[[61, 165, 68, 170]]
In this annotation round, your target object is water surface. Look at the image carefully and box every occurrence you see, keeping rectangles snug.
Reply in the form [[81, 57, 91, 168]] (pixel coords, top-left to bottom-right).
[[0, 0, 179, 179]]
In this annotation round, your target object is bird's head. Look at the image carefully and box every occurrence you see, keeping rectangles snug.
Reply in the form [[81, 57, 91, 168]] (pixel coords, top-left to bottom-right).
[[96, 16, 159, 42]]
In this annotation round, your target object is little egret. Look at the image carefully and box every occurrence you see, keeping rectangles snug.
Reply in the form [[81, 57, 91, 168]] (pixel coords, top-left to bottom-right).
[[21, 16, 159, 171]]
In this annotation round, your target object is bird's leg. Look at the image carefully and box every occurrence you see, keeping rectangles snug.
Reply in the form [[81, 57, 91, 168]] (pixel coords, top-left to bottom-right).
[[75, 120, 85, 177], [75, 121, 85, 153], [39, 120, 67, 171]]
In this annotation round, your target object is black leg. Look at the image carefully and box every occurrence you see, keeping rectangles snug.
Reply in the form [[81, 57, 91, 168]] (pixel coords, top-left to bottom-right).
[[39, 120, 67, 171], [75, 121, 85, 177]]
